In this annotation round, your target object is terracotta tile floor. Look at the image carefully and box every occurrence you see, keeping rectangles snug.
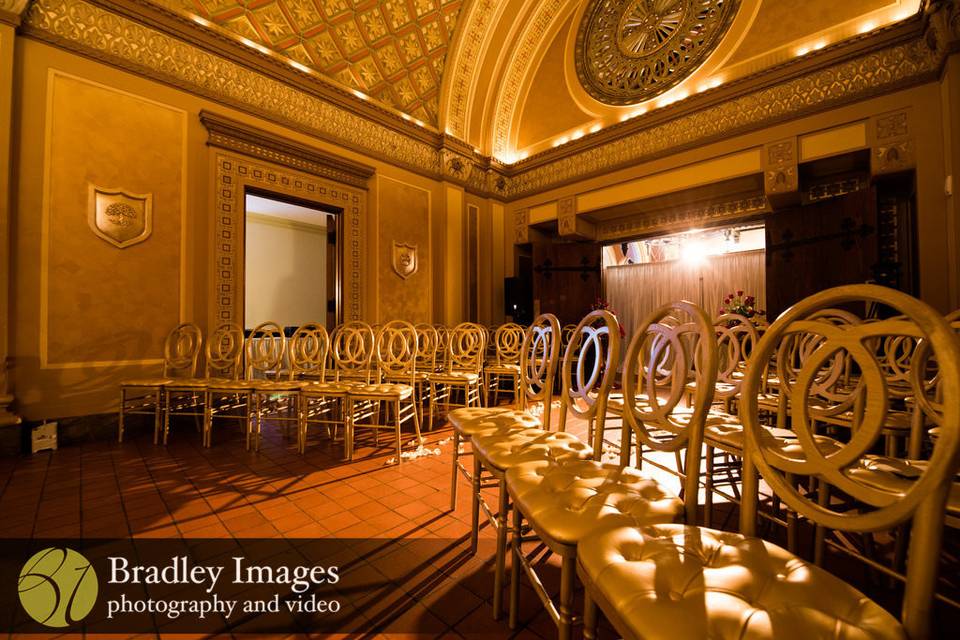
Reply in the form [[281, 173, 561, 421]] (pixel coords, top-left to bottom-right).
[[1, 406, 956, 638]]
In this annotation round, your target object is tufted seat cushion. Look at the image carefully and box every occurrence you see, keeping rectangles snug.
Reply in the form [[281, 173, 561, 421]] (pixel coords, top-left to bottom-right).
[[430, 371, 480, 385], [301, 381, 360, 396], [449, 406, 542, 435], [205, 378, 254, 391], [472, 428, 592, 471], [349, 383, 414, 400], [506, 460, 683, 546], [486, 363, 521, 374], [846, 456, 960, 516], [702, 412, 844, 457], [249, 379, 308, 392], [121, 377, 173, 387], [578, 524, 904, 640]]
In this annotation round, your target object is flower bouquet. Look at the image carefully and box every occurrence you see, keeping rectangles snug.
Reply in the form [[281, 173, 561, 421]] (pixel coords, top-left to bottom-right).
[[719, 290, 766, 324], [591, 298, 626, 338]]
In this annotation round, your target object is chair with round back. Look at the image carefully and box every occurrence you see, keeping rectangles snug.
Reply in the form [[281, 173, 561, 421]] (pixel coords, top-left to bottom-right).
[[578, 284, 960, 640], [246, 321, 306, 451], [288, 323, 329, 381], [119, 322, 202, 443], [344, 320, 423, 464], [503, 307, 714, 638], [483, 322, 525, 407], [331, 321, 376, 383], [202, 322, 251, 447], [426, 322, 486, 428], [447, 315, 562, 514]]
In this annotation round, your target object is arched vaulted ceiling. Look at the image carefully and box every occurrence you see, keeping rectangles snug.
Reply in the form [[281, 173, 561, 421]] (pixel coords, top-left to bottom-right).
[[145, 1, 925, 162]]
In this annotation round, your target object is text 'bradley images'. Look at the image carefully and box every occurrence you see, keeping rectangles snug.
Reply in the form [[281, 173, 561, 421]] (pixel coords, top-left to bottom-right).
[[109, 556, 340, 594]]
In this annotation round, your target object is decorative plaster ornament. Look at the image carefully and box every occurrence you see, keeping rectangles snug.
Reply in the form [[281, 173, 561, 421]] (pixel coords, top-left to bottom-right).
[[87, 185, 153, 248], [392, 241, 418, 279]]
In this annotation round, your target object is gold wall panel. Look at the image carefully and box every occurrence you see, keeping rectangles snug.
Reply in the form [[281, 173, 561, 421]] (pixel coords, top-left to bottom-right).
[[41, 71, 185, 368], [378, 176, 431, 323]]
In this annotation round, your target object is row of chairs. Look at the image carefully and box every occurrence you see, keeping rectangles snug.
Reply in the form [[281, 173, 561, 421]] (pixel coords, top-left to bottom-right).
[[446, 284, 958, 640]]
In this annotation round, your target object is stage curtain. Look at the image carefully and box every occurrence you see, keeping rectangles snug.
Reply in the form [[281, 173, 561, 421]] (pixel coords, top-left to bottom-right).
[[603, 249, 766, 340]]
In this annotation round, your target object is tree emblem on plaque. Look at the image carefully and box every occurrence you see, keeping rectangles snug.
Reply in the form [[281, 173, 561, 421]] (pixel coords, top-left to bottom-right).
[[391, 242, 418, 280], [87, 185, 153, 248]]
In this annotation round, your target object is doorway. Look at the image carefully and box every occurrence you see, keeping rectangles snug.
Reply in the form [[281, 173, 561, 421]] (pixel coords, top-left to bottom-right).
[[244, 191, 340, 332]]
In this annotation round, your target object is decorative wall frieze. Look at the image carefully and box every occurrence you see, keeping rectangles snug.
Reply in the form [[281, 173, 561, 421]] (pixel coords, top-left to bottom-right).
[[514, 208, 530, 244], [0, 0, 29, 26], [763, 138, 798, 197], [200, 111, 374, 190], [557, 196, 595, 240], [597, 196, 769, 241], [870, 108, 915, 175]]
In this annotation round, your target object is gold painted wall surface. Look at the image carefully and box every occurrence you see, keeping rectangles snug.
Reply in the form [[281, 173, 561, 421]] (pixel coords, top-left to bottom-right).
[[377, 176, 432, 323], [42, 72, 184, 367]]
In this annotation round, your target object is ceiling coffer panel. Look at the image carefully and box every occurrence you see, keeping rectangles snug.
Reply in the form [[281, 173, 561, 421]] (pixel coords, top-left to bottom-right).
[[575, 0, 741, 106], [152, 0, 464, 126]]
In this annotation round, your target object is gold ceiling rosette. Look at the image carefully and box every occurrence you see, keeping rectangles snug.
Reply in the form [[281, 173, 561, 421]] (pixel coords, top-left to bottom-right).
[[575, 0, 740, 105]]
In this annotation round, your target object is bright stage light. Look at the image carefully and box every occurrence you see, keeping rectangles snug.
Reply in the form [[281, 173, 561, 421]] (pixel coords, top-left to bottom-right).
[[682, 240, 708, 265]]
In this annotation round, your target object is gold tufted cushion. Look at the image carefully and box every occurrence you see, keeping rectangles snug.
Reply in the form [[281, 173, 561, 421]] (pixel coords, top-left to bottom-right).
[[846, 456, 960, 517], [449, 406, 542, 435], [301, 381, 360, 396], [164, 378, 210, 389], [702, 412, 844, 457], [472, 428, 592, 471], [430, 371, 480, 385], [349, 383, 414, 400], [486, 364, 521, 374], [578, 524, 904, 640], [205, 379, 254, 391], [120, 377, 172, 387], [249, 380, 308, 392], [506, 460, 683, 546]]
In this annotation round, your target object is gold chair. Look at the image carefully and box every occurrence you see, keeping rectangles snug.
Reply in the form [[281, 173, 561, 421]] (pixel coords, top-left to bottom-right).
[[483, 322, 525, 407], [294, 324, 349, 453], [246, 322, 306, 451], [578, 284, 960, 640], [330, 321, 376, 383], [118, 322, 202, 443], [448, 315, 561, 512], [288, 322, 329, 380], [503, 307, 716, 639], [344, 320, 423, 464], [203, 323, 252, 447], [411, 322, 440, 418], [427, 322, 486, 428]]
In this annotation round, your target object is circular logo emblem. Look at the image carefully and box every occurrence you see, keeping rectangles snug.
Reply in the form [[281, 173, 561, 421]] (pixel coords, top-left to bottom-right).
[[18, 547, 98, 627]]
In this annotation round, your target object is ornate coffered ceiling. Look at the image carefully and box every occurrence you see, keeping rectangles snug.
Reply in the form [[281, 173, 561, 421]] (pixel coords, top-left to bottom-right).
[[149, 0, 464, 126]]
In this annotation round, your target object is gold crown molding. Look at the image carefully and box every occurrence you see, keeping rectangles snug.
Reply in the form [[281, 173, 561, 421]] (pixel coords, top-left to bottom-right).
[[502, 12, 946, 199], [596, 195, 769, 241], [214, 152, 365, 327], [200, 110, 375, 190], [0, 0, 29, 25], [23, 0, 442, 176]]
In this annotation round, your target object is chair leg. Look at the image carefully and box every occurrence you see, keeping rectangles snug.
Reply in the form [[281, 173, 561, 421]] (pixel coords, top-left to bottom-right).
[[704, 445, 714, 528], [509, 506, 522, 630], [162, 390, 171, 445], [428, 383, 436, 431], [118, 389, 126, 443], [345, 398, 354, 461], [203, 391, 211, 448], [410, 397, 423, 445], [394, 399, 402, 466], [493, 475, 509, 620], [559, 554, 576, 640], [450, 431, 461, 511], [583, 590, 599, 640], [471, 454, 481, 555]]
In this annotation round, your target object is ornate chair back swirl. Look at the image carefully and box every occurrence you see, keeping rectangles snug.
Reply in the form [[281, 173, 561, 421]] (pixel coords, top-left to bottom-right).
[[331, 321, 376, 383], [414, 323, 439, 374], [493, 323, 525, 366], [246, 321, 287, 380], [738, 284, 960, 640], [376, 320, 418, 386], [445, 322, 486, 375], [288, 323, 329, 380], [516, 314, 561, 429], [434, 324, 450, 364], [712, 312, 758, 401], [163, 322, 203, 377], [558, 310, 622, 452], [204, 323, 245, 379], [907, 309, 960, 447]]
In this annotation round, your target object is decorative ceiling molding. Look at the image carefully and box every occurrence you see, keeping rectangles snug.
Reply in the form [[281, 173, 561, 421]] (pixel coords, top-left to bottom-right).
[[596, 195, 769, 241], [199, 110, 375, 189], [0, 0, 30, 25], [437, 0, 501, 141], [147, 0, 464, 127]]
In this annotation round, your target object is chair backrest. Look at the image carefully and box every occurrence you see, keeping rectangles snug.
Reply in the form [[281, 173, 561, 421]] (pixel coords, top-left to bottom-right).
[[558, 310, 622, 449], [493, 323, 525, 366], [376, 320, 418, 384], [204, 323, 245, 379], [246, 321, 287, 380], [331, 321, 375, 382], [445, 322, 486, 374], [517, 314, 562, 430], [712, 313, 759, 400], [434, 324, 450, 357], [739, 284, 960, 639], [162, 322, 203, 377], [622, 301, 717, 524], [414, 323, 439, 373], [907, 309, 960, 455], [288, 323, 329, 380]]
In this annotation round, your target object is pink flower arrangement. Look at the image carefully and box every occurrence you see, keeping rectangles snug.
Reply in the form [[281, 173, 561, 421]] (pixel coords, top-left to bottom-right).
[[719, 291, 766, 322], [591, 298, 626, 337]]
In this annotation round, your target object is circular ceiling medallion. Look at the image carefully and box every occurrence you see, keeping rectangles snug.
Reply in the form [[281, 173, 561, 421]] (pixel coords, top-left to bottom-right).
[[575, 0, 740, 106]]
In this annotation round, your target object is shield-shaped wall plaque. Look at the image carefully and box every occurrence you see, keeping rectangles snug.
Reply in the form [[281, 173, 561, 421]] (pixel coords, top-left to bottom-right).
[[87, 185, 153, 248], [392, 242, 418, 280]]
